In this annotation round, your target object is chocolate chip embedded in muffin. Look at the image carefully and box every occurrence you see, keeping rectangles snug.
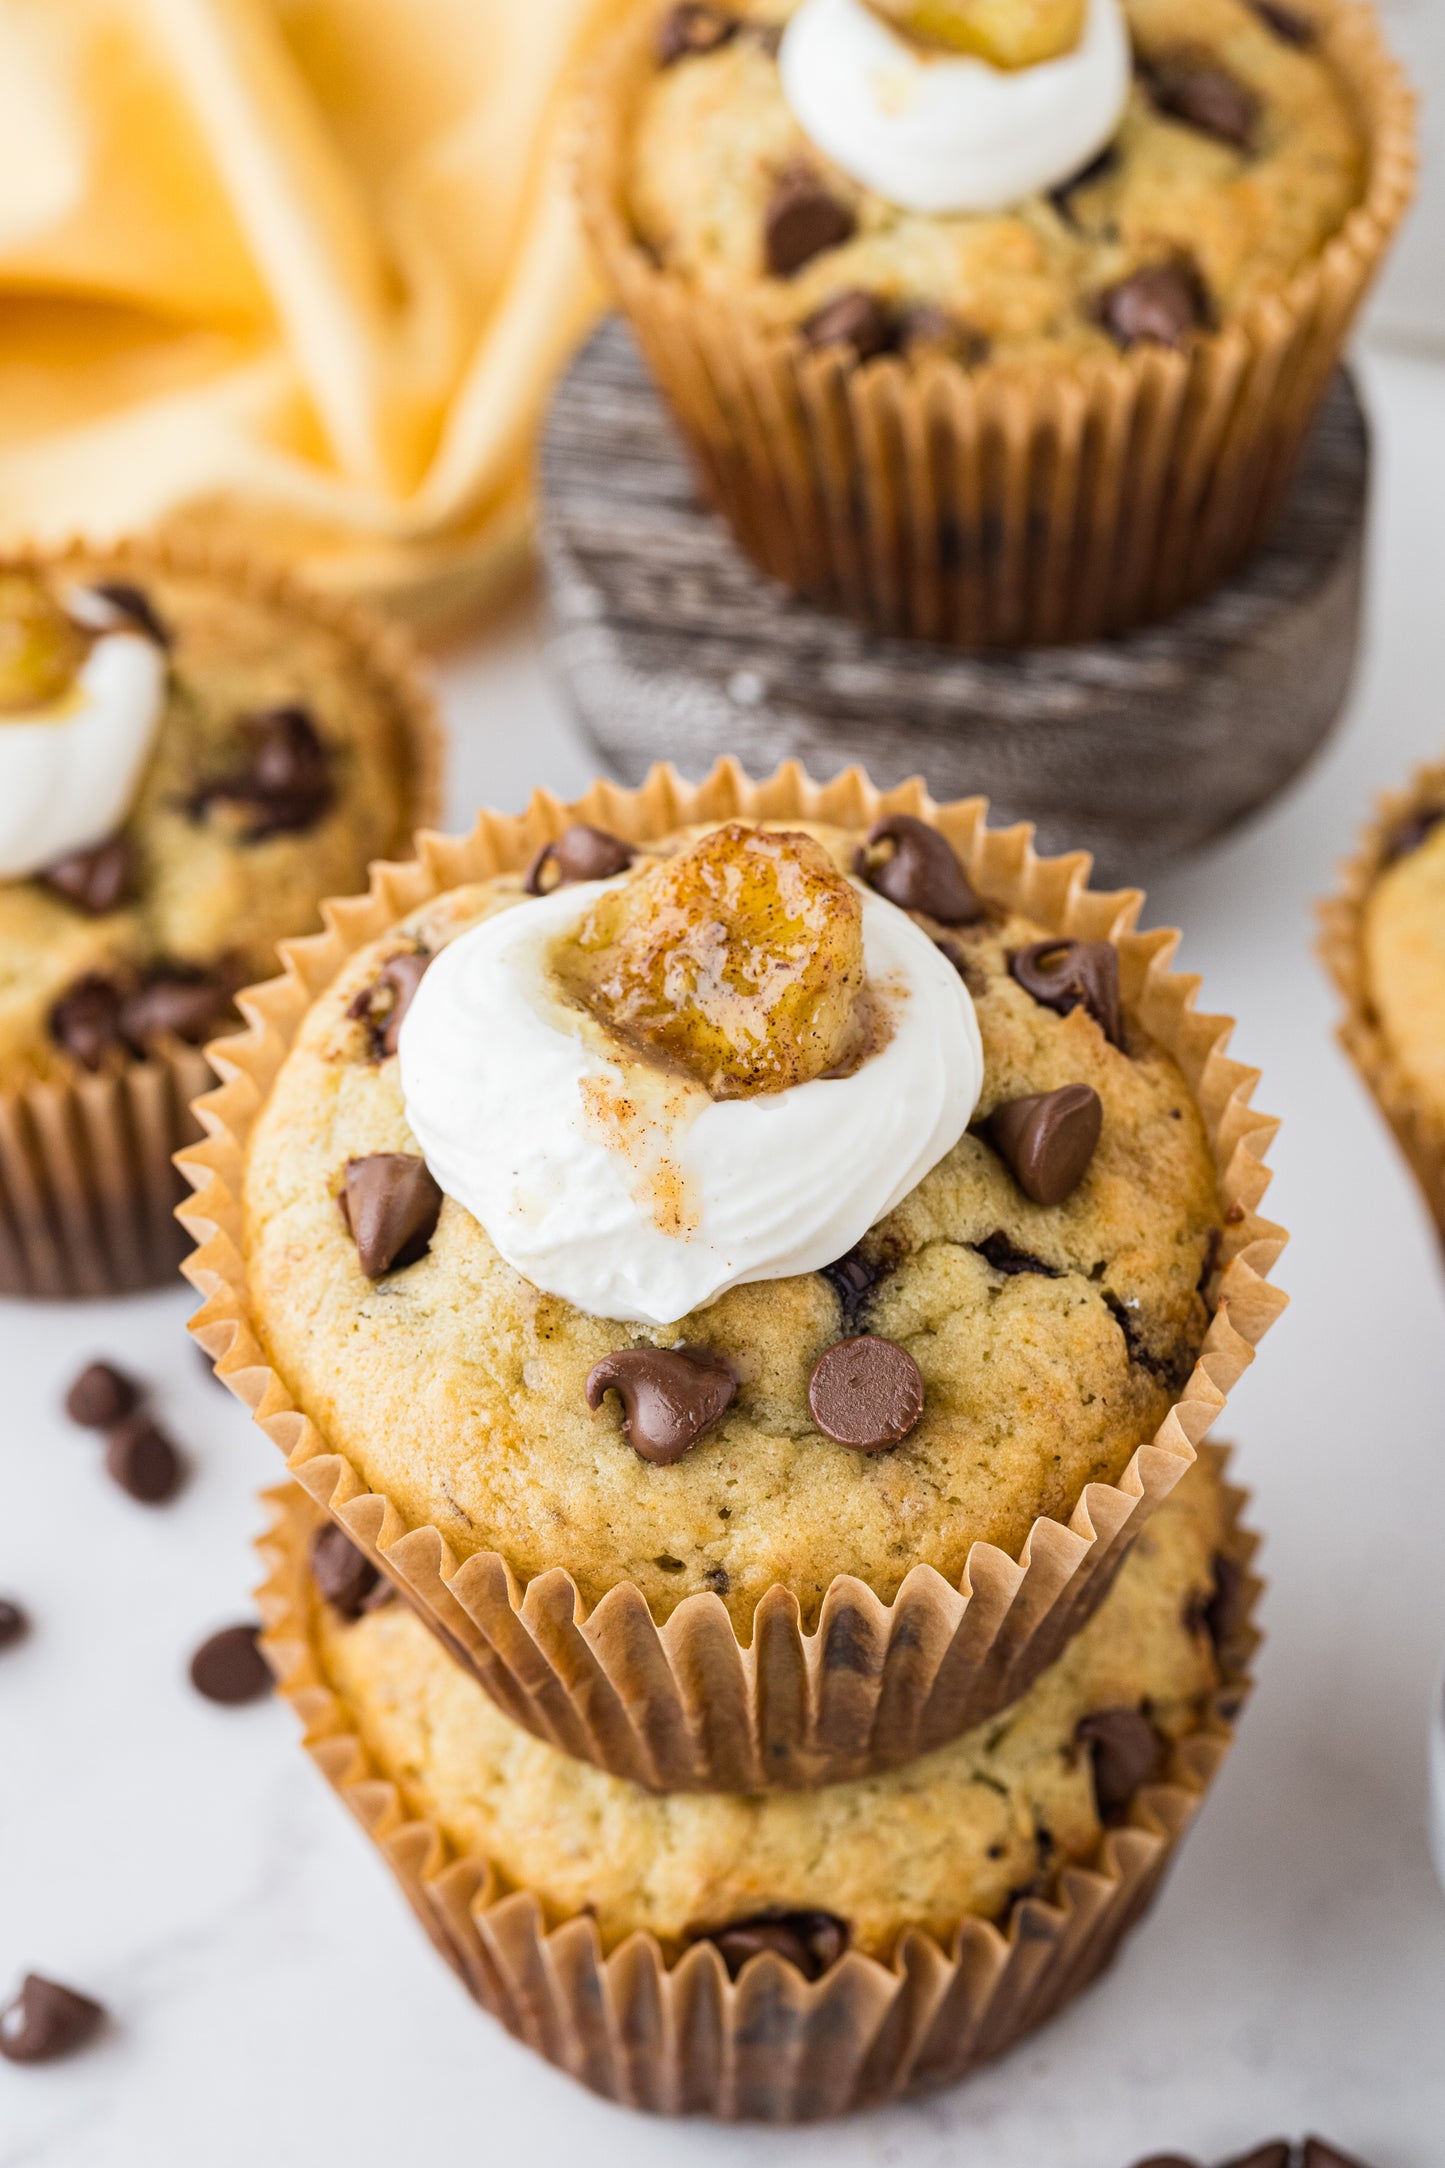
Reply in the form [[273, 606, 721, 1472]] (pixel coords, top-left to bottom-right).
[[0, 1976, 105, 2065], [348, 949, 433, 1059], [48, 973, 126, 1070], [1076, 1705, 1161, 1819], [1249, 0, 1315, 45], [1097, 261, 1213, 350], [1010, 938, 1124, 1048], [801, 290, 897, 359], [764, 168, 856, 279], [808, 1334, 924, 1451], [39, 836, 134, 916], [311, 1523, 382, 1618], [1383, 805, 1444, 864], [1144, 54, 1260, 152], [586, 1346, 737, 1465], [702, 1910, 849, 1982], [120, 966, 233, 1049], [985, 1084, 1103, 1206], [65, 1359, 141, 1428], [338, 1153, 443, 1279], [974, 1230, 1061, 1278], [656, 3, 738, 66], [189, 1623, 272, 1705], [87, 579, 172, 649], [524, 823, 633, 895], [896, 302, 991, 365], [195, 704, 334, 840], [856, 814, 982, 925], [1048, 141, 1120, 225]]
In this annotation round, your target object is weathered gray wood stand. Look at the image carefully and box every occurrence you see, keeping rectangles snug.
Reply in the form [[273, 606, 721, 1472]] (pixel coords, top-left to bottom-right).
[[540, 319, 1368, 883]]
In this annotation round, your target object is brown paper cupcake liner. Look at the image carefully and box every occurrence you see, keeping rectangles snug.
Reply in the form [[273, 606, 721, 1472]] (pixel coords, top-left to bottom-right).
[[179, 761, 1285, 1792], [1319, 756, 1445, 1242], [0, 535, 443, 1300], [575, 1, 1415, 648], [256, 1444, 1261, 2122]]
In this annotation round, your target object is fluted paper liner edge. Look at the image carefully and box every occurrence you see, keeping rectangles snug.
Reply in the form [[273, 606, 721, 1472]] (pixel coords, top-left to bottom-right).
[[1319, 755, 1445, 1242], [574, 0, 1415, 648], [178, 759, 1285, 1791], [0, 534, 442, 1299], [256, 1447, 1261, 2121]]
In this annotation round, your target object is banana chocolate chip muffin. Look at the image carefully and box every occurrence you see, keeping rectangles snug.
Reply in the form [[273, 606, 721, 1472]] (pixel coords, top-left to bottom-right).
[[296, 1456, 1247, 1959], [0, 549, 435, 1089], [626, 0, 1364, 364], [241, 810, 1225, 1628]]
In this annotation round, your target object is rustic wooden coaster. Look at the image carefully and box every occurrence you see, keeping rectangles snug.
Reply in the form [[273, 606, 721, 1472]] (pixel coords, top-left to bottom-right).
[[540, 318, 1369, 882]]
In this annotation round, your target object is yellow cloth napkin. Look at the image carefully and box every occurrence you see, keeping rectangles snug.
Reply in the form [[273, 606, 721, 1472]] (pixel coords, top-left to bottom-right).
[[0, 0, 634, 630]]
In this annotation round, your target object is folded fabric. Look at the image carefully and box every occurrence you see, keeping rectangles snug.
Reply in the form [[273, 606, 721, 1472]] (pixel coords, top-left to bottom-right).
[[0, 0, 634, 629]]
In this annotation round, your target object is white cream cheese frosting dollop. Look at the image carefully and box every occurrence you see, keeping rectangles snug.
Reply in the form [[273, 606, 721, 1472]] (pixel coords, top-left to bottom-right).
[[778, 0, 1131, 216], [0, 595, 166, 881], [399, 873, 984, 1327]]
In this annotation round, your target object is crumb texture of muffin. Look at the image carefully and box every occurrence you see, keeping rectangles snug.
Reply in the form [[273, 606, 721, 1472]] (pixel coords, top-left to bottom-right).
[[625, 0, 1364, 363], [309, 1459, 1231, 1958], [0, 554, 429, 1088], [242, 817, 1221, 1627]]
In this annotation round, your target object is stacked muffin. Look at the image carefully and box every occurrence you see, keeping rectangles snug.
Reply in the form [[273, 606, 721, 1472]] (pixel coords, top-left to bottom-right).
[[184, 766, 1285, 2118]]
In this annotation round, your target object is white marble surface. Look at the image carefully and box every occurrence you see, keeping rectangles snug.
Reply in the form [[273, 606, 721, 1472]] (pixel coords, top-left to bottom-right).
[[4, 345, 1445, 2168]]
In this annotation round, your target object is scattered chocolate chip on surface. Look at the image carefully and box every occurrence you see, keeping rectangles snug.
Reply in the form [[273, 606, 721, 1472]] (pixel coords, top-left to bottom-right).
[[764, 169, 856, 278], [1098, 261, 1212, 349], [586, 1346, 737, 1465], [525, 823, 633, 895], [190, 1623, 271, 1706], [120, 967, 232, 1048], [801, 290, 896, 359], [0, 1975, 105, 2065], [985, 1084, 1103, 1206], [0, 1599, 29, 1651], [975, 1231, 1061, 1278], [703, 1910, 848, 1982], [1076, 1705, 1161, 1819], [65, 1359, 141, 1429], [311, 1523, 381, 1618], [349, 949, 432, 1058], [49, 973, 125, 1069], [1128, 2157, 1200, 2167], [808, 1333, 924, 1451], [1010, 937, 1125, 1047], [39, 837, 134, 916], [89, 579, 172, 648], [1146, 56, 1259, 149], [1221, 2148, 1291, 2168], [339, 1153, 443, 1279], [1301, 2144, 1375, 2168], [656, 2, 738, 64], [104, 1414, 185, 1505], [856, 814, 981, 924]]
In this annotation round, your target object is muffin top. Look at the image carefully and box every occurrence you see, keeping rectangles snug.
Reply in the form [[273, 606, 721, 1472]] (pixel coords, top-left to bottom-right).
[[305, 1457, 1239, 1960], [243, 814, 1221, 1627], [0, 554, 430, 1087], [624, 0, 1363, 365], [1361, 801, 1445, 1129]]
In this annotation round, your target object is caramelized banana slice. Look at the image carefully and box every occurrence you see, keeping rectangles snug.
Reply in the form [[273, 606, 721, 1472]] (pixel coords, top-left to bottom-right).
[[0, 575, 88, 714], [562, 823, 867, 1098], [865, 0, 1086, 68]]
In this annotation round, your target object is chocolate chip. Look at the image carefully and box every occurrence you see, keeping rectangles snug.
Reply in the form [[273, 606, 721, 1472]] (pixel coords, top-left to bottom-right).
[[935, 936, 987, 997], [311, 1522, 380, 1618], [746, 22, 784, 57], [1384, 806, 1443, 863], [856, 814, 981, 925], [703, 1911, 848, 1983], [656, 3, 738, 63], [120, 967, 232, 1048], [338, 1153, 443, 1278], [348, 949, 432, 1059], [524, 823, 633, 895], [1220, 2148, 1292, 2168], [808, 1334, 924, 1451], [1302, 2144, 1375, 2168], [1146, 54, 1259, 149], [1098, 261, 1212, 349], [89, 580, 172, 648], [1203, 1551, 1249, 1655], [0, 1600, 28, 1651], [801, 290, 897, 359], [821, 1244, 888, 1329], [985, 1084, 1102, 1206], [195, 705, 333, 839], [1249, 0, 1314, 43], [361, 1575, 397, 1611], [1010, 938, 1125, 1048], [104, 1414, 185, 1505], [703, 1563, 730, 1595], [1076, 1706, 1161, 1819], [190, 1623, 271, 1705], [0, 1976, 105, 2065], [1128, 2158, 1201, 2167], [764, 170, 855, 279], [1049, 141, 1120, 223], [39, 837, 134, 915], [585, 1346, 737, 1465], [896, 302, 991, 365], [65, 1360, 141, 1429], [975, 1231, 1060, 1278], [49, 973, 125, 1069]]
